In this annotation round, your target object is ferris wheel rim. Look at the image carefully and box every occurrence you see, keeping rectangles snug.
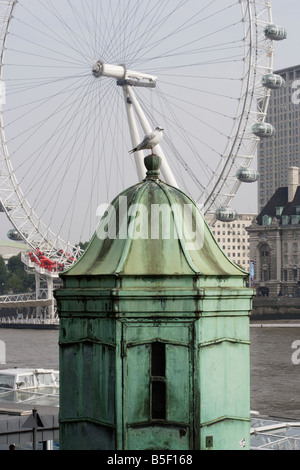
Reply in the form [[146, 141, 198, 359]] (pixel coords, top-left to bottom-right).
[[202, 0, 274, 214], [0, 0, 276, 271]]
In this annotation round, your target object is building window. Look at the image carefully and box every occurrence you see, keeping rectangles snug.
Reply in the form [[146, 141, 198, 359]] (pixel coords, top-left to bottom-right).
[[260, 244, 270, 281], [282, 216, 290, 225], [151, 342, 166, 420], [262, 215, 271, 226], [291, 215, 300, 225]]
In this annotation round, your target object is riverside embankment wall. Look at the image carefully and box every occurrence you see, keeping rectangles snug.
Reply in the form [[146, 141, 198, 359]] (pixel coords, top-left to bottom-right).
[[252, 297, 300, 321]]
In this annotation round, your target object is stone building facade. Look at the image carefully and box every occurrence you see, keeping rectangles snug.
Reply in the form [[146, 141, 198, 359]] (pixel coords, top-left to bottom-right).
[[206, 213, 255, 271], [247, 167, 300, 297]]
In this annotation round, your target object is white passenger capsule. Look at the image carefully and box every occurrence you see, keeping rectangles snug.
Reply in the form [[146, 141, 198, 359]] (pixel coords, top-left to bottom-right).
[[0, 202, 12, 212], [252, 122, 275, 138], [264, 24, 287, 41], [215, 207, 238, 222], [236, 168, 259, 183], [7, 229, 23, 241], [262, 73, 285, 89]]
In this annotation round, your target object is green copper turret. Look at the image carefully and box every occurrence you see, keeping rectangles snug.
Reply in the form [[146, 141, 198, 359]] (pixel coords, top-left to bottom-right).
[[55, 154, 254, 450]]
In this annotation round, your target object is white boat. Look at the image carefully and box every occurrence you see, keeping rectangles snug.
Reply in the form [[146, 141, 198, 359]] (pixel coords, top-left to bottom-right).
[[0, 368, 59, 407]]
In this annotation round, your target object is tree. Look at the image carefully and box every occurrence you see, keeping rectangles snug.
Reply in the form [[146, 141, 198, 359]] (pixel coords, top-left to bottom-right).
[[77, 241, 89, 252], [7, 273, 23, 293], [0, 254, 35, 294], [0, 256, 7, 295]]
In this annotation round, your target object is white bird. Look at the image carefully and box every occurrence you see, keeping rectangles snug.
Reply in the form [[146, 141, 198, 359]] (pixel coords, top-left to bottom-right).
[[129, 127, 164, 154]]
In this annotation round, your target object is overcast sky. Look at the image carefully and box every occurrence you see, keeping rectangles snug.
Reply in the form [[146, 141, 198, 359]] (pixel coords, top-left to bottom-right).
[[271, 0, 300, 71]]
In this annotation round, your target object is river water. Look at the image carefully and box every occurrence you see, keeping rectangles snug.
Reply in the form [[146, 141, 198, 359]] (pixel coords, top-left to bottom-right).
[[250, 325, 300, 419], [0, 325, 300, 420]]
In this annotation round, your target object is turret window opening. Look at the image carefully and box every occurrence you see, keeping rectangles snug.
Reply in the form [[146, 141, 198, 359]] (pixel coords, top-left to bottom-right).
[[151, 342, 166, 420]]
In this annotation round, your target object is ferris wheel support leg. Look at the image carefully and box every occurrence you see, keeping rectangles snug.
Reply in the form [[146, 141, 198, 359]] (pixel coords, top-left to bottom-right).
[[34, 272, 42, 319], [46, 277, 55, 320], [122, 86, 146, 181], [34, 272, 55, 320], [125, 86, 179, 188]]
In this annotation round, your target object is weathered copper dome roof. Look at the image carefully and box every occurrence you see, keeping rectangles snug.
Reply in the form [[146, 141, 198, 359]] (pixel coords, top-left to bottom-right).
[[63, 155, 246, 277]]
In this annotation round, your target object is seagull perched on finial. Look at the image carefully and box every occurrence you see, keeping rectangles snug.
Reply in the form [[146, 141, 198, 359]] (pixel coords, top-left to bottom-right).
[[129, 127, 164, 155]]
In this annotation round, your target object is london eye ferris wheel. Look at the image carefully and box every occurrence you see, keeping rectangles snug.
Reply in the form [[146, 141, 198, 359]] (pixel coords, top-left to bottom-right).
[[0, 0, 286, 276]]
